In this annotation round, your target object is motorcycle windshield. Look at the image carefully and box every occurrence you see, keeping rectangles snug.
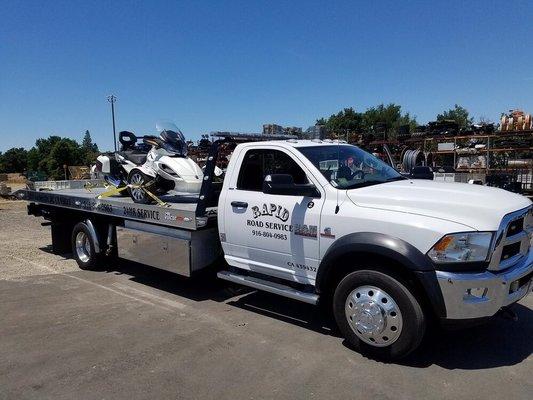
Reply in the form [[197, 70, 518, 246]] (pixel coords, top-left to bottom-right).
[[156, 121, 187, 156]]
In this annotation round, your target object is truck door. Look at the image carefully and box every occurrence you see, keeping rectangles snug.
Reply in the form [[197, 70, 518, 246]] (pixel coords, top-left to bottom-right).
[[222, 146, 324, 284]]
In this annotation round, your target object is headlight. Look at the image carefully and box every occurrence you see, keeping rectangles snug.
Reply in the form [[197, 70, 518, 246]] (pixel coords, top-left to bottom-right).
[[160, 164, 179, 177], [427, 232, 493, 263]]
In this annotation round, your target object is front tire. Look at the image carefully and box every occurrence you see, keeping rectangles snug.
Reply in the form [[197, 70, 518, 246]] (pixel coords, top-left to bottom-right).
[[333, 270, 426, 360], [127, 169, 155, 204]]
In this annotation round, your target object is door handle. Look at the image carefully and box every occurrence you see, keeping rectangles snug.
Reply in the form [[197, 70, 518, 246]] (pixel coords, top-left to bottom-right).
[[231, 201, 248, 208]]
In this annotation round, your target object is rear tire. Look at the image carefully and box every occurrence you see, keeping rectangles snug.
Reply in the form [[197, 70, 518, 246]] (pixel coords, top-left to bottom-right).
[[127, 169, 155, 204], [71, 222, 100, 270], [333, 269, 426, 360]]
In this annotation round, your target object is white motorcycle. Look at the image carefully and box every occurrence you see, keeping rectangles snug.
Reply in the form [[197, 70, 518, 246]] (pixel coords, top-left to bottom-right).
[[96, 122, 203, 204]]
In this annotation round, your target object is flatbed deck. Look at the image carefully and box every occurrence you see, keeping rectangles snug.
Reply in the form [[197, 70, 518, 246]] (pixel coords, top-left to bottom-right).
[[16, 188, 217, 230]]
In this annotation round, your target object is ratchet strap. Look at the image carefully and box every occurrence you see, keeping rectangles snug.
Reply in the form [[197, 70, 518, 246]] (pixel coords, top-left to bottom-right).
[[140, 183, 170, 207], [96, 184, 128, 198], [96, 180, 169, 207]]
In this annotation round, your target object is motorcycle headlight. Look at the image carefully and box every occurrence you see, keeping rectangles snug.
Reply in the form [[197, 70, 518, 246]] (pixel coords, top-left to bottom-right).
[[427, 232, 493, 263], [160, 164, 179, 177]]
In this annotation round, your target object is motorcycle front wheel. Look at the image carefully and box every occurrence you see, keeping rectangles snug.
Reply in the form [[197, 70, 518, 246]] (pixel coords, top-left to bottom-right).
[[127, 169, 155, 204]]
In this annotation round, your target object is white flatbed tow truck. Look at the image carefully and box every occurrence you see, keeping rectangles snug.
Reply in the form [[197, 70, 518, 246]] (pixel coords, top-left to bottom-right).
[[18, 134, 533, 359]]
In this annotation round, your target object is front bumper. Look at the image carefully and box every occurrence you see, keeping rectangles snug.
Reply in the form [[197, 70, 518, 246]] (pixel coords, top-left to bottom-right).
[[436, 250, 533, 319]]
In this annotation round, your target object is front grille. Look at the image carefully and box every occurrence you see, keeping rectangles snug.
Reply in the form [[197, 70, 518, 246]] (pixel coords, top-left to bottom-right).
[[489, 206, 532, 271]]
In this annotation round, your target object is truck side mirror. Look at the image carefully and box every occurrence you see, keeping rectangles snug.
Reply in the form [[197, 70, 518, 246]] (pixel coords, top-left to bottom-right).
[[263, 174, 320, 198]]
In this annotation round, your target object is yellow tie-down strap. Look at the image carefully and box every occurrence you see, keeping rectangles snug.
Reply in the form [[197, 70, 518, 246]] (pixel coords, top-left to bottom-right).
[[96, 181, 169, 207], [96, 184, 128, 198]]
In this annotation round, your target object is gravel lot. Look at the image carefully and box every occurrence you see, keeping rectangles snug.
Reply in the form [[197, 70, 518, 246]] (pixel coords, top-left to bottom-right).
[[0, 200, 532, 400], [0, 200, 79, 279]]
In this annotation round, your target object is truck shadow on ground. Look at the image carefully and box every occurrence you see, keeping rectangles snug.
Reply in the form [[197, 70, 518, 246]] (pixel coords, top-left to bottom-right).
[[61, 254, 533, 370], [399, 302, 533, 369], [101, 258, 338, 335], [227, 289, 533, 370]]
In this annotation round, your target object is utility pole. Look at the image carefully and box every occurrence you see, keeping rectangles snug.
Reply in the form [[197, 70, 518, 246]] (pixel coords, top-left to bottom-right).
[[107, 94, 117, 152]]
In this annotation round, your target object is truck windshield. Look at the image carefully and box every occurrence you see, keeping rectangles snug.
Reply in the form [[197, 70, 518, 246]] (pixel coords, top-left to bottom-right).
[[296, 145, 406, 189]]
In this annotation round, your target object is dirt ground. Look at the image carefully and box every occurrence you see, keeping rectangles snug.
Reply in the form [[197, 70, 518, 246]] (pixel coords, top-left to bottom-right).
[[0, 200, 532, 400]]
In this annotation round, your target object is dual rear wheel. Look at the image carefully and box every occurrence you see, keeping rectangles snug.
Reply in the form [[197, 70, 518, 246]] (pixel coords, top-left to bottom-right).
[[71, 222, 100, 270]]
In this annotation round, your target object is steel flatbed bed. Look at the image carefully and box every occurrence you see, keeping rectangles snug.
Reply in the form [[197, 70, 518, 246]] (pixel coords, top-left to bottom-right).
[[16, 187, 217, 230]]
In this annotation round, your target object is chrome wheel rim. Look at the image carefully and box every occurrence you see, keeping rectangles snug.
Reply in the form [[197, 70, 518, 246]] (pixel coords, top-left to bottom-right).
[[345, 285, 403, 347], [75, 231, 91, 263], [130, 172, 145, 201]]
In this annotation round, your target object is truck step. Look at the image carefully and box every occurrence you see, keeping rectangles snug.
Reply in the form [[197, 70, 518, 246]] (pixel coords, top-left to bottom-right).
[[217, 270, 319, 305]]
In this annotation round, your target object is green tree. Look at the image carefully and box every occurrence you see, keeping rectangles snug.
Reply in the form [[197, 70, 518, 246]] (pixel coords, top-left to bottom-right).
[[0, 147, 28, 173], [44, 138, 84, 180], [317, 107, 363, 137], [82, 130, 92, 150], [26, 136, 62, 172], [26, 147, 40, 172], [362, 103, 417, 138], [317, 103, 417, 140], [24, 135, 86, 179], [436, 104, 473, 129], [81, 130, 99, 165]]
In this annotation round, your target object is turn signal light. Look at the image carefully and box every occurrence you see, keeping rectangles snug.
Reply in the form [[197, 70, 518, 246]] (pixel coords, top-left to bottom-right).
[[433, 236, 455, 252]]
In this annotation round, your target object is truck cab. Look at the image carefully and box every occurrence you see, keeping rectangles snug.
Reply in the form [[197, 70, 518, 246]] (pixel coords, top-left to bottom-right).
[[217, 139, 533, 358]]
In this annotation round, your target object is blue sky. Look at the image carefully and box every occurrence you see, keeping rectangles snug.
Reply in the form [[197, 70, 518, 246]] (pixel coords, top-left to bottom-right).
[[1, 0, 532, 152]]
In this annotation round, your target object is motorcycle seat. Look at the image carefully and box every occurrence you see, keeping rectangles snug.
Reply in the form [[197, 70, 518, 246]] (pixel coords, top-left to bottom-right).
[[119, 150, 147, 165]]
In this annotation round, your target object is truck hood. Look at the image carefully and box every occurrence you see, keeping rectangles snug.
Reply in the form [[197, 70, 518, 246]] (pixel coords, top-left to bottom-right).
[[346, 179, 532, 231]]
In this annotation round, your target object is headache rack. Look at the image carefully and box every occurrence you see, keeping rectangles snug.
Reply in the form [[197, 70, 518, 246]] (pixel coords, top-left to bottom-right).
[[194, 131, 297, 218]]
